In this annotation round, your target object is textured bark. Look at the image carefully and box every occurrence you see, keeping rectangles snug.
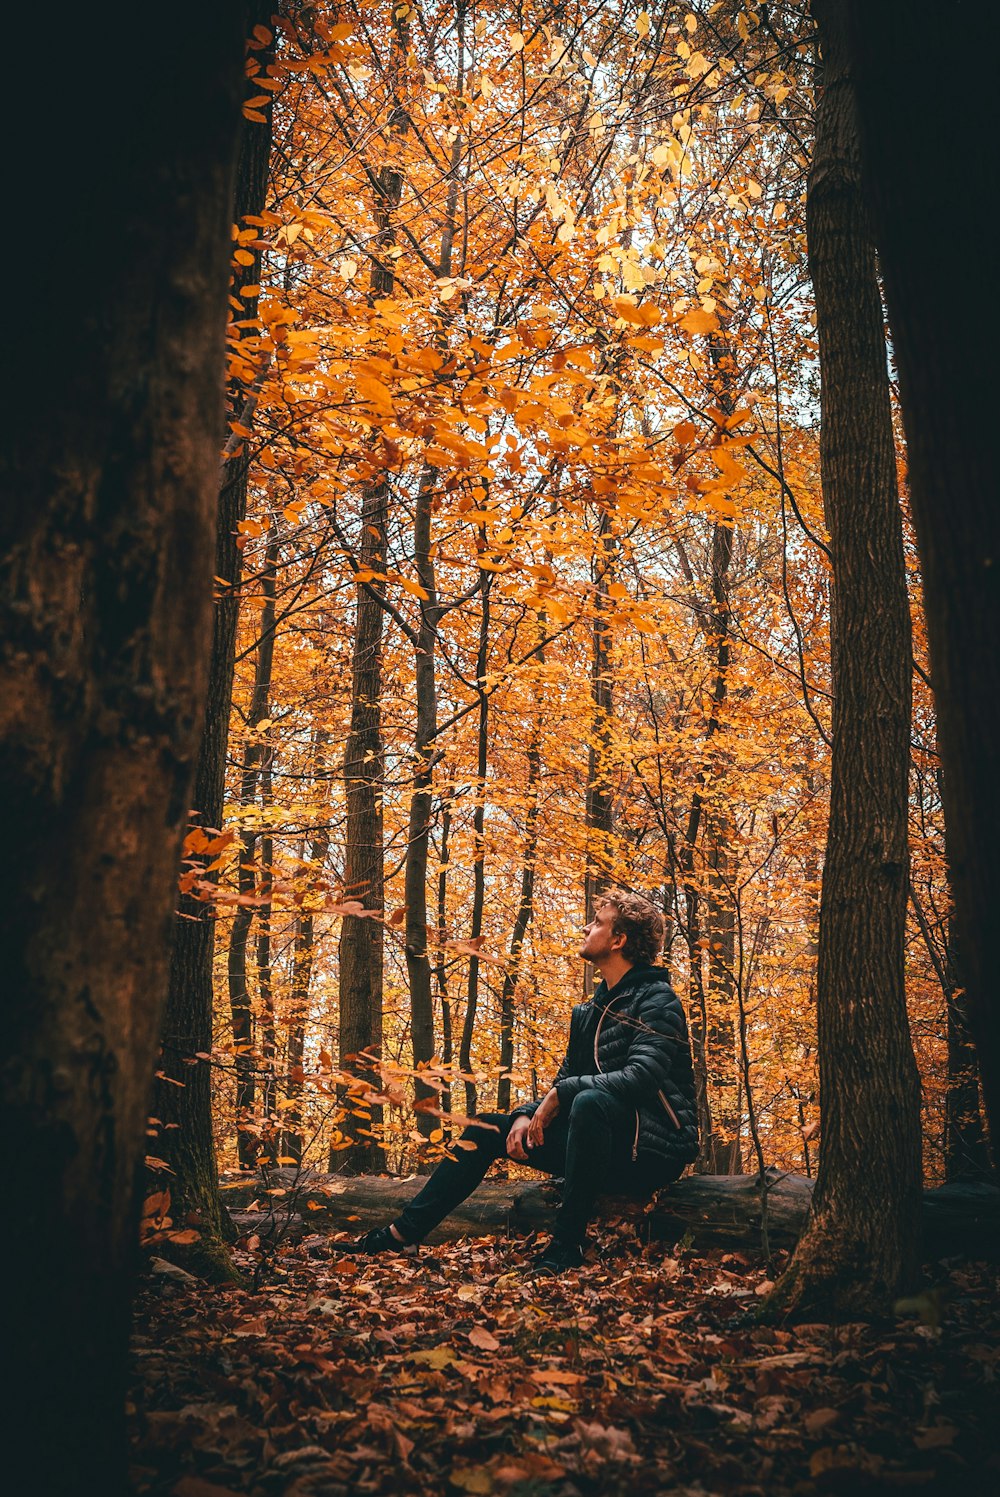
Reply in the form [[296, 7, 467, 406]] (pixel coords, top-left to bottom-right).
[[158, 35, 275, 1261], [846, 2, 997, 1162], [943, 906, 991, 1181], [767, 0, 922, 1321], [0, 8, 242, 1490], [222, 1170, 1000, 1260]]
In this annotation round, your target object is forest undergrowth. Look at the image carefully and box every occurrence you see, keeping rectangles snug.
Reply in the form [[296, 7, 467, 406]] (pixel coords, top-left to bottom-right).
[[130, 1226, 997, 1496]]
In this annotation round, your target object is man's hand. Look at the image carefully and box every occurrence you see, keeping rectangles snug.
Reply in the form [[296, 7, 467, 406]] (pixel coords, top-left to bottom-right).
[[526, 1087, 560, 1150], [506, 1116, 531, 1162]]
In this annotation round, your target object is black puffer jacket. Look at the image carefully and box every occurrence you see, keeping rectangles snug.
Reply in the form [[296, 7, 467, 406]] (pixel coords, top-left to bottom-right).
[[514, 965, 698, 1176]]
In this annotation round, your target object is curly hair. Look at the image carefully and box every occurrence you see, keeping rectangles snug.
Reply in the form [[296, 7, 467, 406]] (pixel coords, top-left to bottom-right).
[[599, 888, 665, 966]]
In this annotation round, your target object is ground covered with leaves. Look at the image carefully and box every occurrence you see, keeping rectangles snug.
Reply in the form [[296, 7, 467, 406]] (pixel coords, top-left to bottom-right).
[[130, 1225, 998, 1496]]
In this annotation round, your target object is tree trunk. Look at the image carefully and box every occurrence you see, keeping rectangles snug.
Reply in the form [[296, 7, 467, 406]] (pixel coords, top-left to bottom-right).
[[337, 134, 407, 1171], [434, 800, 454, 1123], [0, 9, 242, 1489], [404, 466, 443, 1143], [223, 1169, 1000, 1261], [584, 512, 616, 931], [766, 0, 922, 1320], [942, 898, 991, 1181], [498, 730, 542, 1113], [256, 777, 279, 1165], [227, 530, 278, 1167], [459, 569, 494, 1116], [157, 40, 275, 1260], [707, 827, 742, 1172], [846, 1, 998, 1162]]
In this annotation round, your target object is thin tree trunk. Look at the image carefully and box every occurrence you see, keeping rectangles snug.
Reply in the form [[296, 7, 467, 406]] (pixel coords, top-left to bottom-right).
[[434, 801, 454, 1122], [227, 530, 278, 1167], [584, 511, 616, 932], [498, 731, 542, 1113], [846, 0, 998, 1160], [404, 465, 443, 1141], [681, 512, 735, 1170], [0, 10, 242, 1488], [766, 0, 922, 1320], [155, 6, 275, 1269], [256, 765, 278, 1165], [707, 828, 741, 1172], [337, 68, 409, 1171], [459, 570, 493, 1116], [285, 740, 331, 1165]]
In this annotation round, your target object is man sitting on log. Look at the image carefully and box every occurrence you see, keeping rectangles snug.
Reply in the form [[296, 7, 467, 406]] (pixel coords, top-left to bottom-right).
[[344, 889, 699, 1276]]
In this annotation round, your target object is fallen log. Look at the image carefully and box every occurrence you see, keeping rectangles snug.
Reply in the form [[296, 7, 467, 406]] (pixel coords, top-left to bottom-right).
[[220, 1169, 999, 1258]]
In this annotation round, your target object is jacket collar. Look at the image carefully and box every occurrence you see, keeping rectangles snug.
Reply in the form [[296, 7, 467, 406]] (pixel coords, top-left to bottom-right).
[[591, 963, 657, 1009]]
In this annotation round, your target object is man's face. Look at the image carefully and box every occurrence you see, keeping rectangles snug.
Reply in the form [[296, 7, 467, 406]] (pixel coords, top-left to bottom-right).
[[580, 902, 623, 963]]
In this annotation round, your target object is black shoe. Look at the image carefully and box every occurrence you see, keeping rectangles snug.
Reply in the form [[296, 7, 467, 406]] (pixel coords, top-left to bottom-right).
[[530, 1238, 585, 1276], [339, 1225, 419, 1257]]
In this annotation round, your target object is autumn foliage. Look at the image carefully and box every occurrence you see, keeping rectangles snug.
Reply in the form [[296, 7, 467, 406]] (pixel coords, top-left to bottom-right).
[[154, 1, 968, 1193]]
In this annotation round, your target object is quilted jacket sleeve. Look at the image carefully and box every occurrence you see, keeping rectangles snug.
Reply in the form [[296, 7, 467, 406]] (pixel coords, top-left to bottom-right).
[[554, 980, 684, 1110], [509, 1007, 578, 1121]]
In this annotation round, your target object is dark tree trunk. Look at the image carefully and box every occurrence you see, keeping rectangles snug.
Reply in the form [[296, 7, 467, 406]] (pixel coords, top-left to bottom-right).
[[223, 1169, 1000, 1261], [434, 800, 454, 1123], [459, 571, 493, 1117], [157, 27, 275, 1263], [337, 142, 405, 1171], [0, 9, 242, 1490], [256, 781, 279, 1165], [498, 732, 542, 1113], [707, 828, 742, 1173], [584, 512, 616, 936], [942, 901, 991, 1181], [404, 466, 443, 1143], [845, 0, 998, 1162], [766, 0, 922, 1321]]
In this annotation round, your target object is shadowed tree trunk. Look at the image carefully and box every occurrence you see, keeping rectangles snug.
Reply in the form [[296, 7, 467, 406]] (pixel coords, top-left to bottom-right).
[[845, 0, 997, 1162], [766, 0, 922, 1321], [0, 8, 242, 1490], [157, 31, 275, 1251]]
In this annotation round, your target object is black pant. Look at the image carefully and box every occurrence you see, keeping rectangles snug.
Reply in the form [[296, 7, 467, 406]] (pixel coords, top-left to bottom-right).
[[394, 1089, 676, 1247]]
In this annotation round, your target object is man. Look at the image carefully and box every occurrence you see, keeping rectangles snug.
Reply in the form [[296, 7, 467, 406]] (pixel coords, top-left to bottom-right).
[[343, 889, 699, 1275]]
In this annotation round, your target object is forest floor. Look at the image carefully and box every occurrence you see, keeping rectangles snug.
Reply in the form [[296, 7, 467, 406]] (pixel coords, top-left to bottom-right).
[[129, 1223, 998, 1497]]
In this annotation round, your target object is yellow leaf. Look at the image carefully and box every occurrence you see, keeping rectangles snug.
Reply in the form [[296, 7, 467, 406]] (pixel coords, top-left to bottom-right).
[[397, 577, 430, 600], [450, 1468, 492, 1495], [636, 10, 651, 38], [410, 1346, 458, 1369]]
